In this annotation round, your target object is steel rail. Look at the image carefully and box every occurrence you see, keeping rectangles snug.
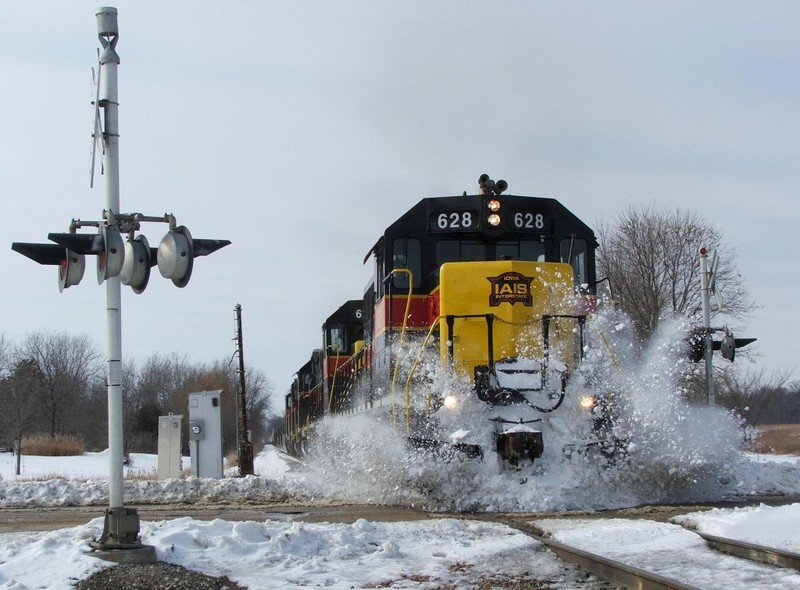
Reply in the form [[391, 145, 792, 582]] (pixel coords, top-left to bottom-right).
[[533, 533, 703, 590], [697, 531, 800, 571], [511, 518, 800, 590]]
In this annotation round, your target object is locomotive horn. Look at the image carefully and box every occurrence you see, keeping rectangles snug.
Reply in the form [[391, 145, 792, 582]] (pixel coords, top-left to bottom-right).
[[478, 174, 495, 194], [478, 174, 507, 195]]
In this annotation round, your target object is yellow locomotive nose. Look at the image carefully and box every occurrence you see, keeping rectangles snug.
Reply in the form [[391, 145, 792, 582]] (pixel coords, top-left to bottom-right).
[[437, 259, 577, 383]]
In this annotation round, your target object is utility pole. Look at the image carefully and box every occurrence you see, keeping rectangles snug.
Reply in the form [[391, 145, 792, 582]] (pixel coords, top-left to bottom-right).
[[234, 304, 255, 475]]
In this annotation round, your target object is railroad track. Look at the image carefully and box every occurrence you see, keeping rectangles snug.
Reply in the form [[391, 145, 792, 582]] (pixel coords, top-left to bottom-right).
[[3, 500, 799, 588], [696, 530, 800, 571], [506, 519, 800, 590], [532, 532, 701, 590]]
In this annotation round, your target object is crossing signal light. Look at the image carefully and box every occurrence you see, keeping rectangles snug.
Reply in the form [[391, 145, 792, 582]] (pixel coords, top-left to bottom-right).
[[719, 329, 756, 362], [13, 225, 229, 293], [60, 250, 86, 292], [687, 330, 756, 363], [95, 224, 125, 284], [119, 234, 152, 294], [44, 228, 124, 285], [687, 332, 706, 363], [156, 225, 230, 288], [157, 225, 194, 288], [10, 242, 87, 292]]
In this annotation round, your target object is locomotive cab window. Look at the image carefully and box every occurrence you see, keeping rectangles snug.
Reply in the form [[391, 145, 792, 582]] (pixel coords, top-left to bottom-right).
[[496, 240, 545, 262], [327, 325, 347, 354], [392, 238, 421, 290], [436, 240, 486, 265], [436, 240, 544, 265], [560, 237, 588, 286]]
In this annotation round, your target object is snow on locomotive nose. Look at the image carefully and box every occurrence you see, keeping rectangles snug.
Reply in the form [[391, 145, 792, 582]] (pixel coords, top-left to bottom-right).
[[438, 259, 583, 465]]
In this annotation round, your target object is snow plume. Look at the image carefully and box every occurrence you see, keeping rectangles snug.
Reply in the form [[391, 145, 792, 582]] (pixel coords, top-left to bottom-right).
[[298, 309, 753, 512], [301, 411, 426, 505], [569, 313, 747, 504]]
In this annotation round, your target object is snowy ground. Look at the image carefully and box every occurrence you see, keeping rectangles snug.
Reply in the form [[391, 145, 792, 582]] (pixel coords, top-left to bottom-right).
[[1, 446, 800, 589]]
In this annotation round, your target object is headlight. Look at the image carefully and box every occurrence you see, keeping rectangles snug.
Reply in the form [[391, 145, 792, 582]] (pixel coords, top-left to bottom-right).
[[579, 395, 596, 410], [487, 213, 501, 227], [443, 395, 458, 409]]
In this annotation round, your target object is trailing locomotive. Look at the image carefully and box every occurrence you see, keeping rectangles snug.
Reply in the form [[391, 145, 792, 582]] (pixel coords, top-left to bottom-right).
[[280, 175, 600, 465]]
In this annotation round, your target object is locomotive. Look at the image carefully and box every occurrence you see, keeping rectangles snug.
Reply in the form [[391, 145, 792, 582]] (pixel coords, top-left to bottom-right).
[[280, 175, 601, 465]]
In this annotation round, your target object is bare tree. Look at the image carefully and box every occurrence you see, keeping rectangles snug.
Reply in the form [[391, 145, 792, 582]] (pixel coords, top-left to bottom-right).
[[0, 359, 46, 474], [242, 365, 274, 446], [125, 352, 202, 453], [18, 331, 102, 438], [182, 359, 274, 455], [597, 204, 754, 343], [111, 351, 274, 454], [717, 368, 796, 425]]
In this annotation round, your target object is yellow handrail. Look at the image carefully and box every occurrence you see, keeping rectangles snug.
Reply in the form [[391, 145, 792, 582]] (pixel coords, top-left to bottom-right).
[[388, 268, 413, 428], [327, 352, 342, 415], [598, 332, 621, 371], [403, 316, 441, 433]]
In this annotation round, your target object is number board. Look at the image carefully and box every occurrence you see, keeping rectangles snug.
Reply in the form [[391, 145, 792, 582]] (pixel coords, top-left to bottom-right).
[[428, 210, 480, 233], [507, 209, 547, 232]]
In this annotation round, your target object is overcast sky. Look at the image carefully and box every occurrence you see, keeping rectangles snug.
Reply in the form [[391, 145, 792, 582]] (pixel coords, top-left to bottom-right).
[[2, 2, 798, 402]]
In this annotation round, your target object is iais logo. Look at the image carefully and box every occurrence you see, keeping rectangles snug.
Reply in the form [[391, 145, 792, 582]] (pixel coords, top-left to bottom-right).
[[487, 272, 534, 306]]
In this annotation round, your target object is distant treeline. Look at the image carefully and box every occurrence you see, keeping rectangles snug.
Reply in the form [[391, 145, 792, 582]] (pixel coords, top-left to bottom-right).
[[0, 331, 274, 456]]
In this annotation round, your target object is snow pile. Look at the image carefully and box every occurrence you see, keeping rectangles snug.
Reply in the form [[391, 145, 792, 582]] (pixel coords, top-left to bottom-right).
[[0, 516, 591, 590], [145, 517, 538, 589]]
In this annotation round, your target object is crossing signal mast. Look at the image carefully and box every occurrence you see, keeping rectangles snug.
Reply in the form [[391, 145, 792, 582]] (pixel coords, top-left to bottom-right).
[[695, 247, 756, 407], [11, 7, 229, 560]]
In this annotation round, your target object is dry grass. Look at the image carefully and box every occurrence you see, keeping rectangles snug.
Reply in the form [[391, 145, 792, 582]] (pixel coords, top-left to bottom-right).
[[751, 424, 800, 456], [125, 469, 159, 481], [21, 433, 85, 456]]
